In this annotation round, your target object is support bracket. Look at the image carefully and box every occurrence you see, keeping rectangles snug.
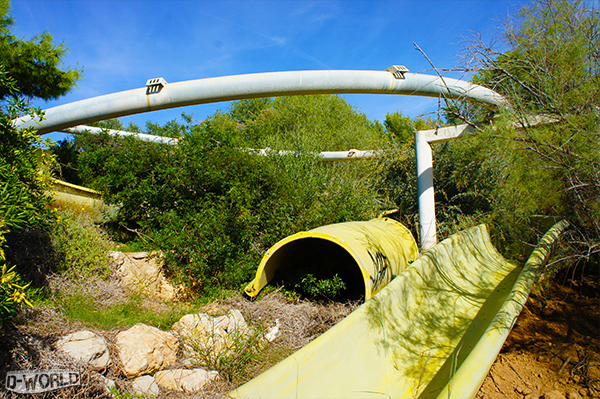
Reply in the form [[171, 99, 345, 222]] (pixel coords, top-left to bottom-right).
[[146, 77, 167, 95]]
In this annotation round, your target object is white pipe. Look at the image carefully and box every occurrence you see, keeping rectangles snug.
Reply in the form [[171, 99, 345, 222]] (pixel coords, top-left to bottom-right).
[[319, 149, 380, 161], [62, 126, 380, 160], [415, 131, 437, 251], [243, 147, 382, 160], [16, 70, 505, 135], [420, 123, 476, 143], [61, 125, 179, 145], [24, 68, 506, 252]]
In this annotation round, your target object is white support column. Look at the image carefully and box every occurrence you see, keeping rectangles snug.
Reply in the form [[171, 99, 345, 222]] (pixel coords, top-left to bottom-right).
[[415, 131, 437, 251]]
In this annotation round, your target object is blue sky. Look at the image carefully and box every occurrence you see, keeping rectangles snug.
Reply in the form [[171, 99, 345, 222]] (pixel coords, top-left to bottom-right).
[[10, 0, 528, 140]]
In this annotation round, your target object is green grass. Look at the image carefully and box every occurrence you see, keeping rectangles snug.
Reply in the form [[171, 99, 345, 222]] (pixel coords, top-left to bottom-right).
[[54, 293, 192, 330]]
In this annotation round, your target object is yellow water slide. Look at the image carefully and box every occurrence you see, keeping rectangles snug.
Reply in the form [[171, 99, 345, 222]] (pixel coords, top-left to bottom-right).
[[245, 218, 419, 301], [48, 178, 118, 222], [231, 221, 567, 399]]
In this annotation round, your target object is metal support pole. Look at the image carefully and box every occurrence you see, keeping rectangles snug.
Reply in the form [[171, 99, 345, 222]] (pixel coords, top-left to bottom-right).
[[415, 131, 436, 251]]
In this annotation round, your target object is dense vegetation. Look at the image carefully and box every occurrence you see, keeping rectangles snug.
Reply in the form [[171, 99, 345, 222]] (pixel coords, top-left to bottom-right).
[[62, 96, 388, 297], [51, 0, 599, 296], [374, 0, 600, 282], [452, 0, 599, 274], [0, 0, 80, 101]]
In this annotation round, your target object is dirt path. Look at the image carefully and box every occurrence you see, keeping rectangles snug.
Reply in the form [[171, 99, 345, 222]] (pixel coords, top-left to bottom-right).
[[477, 278, 600, 399]]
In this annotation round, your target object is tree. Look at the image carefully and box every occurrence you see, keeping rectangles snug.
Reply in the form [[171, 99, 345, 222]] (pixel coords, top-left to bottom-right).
[[69, 96, 384, 297], [0, 0, 81, 324], [0, 0, 82, 101], [383, 111, 436, 143], [456, 0, 600, 273], [231, 94, 384, 151], [0, 0, 81, 229]]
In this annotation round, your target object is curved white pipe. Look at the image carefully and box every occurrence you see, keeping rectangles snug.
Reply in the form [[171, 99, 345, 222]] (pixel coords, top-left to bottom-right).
[[22, 68, 506, 252], [16, 70, 505, 135]]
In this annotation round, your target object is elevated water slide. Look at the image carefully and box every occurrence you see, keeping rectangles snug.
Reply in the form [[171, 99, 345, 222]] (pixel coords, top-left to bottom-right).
[[18, 68, 565, 396]]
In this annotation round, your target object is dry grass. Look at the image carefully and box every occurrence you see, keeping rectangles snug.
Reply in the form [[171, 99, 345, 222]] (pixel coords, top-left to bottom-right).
[[221, 291, 360, 350], [189, 290, 361, 397], [48, 273, 129, 310], [2, 278, 359, 399]]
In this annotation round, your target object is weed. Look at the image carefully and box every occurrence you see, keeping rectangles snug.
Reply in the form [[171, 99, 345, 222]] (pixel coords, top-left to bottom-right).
[[107, 386, 150, 399], [184, 322, 265, 385], [293, 273, 347, 299]]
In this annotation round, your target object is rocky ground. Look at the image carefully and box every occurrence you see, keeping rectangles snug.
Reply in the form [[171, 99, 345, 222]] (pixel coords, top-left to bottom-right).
[[0, 252, 598, 398]]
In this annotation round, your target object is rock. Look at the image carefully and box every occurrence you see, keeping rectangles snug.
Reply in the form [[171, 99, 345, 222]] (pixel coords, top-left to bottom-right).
[[214, 309, 250, 336], [132, 375, 160, 397], [566, 391, 583, 399], [265, 319, 280, 342], [516, 383, 533, 396], [115, 323, 178, 377], [172, 312, 229, 357], [56, 330, 110, 370], [542, 391, 566, 399], [110, 251, 182, 301], [154, 368, 219, 393]]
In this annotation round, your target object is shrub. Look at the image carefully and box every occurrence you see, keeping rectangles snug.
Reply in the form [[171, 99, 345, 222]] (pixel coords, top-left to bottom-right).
[[0, 230, 34, 326], [293, 273, 347, 299], [50, 209, 113, 279], [65, 96, 386, 298]]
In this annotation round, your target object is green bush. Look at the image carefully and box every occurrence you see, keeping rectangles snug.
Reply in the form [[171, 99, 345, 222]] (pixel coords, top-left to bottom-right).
[[51, 209, 113, 279], [0, 0, 81, 326], [293, 273, 347, 299], [62, 96, 385, 297], [445, 0, 600, 275], [0, 229, 34, 326], [0, 65, 54, 325]]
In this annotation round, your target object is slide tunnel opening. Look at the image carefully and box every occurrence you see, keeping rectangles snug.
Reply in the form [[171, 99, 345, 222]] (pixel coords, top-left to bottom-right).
[[269, 237, 365, 301]]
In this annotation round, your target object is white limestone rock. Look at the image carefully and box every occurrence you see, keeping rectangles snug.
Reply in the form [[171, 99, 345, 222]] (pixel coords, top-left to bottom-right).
[[110, 251, 182, 301], [115, 323, 178, 377], [172, 312, 229, 356], [132, 375, 160, 397], [154, 368, 219, 393], [56, 330, 110, 370]]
